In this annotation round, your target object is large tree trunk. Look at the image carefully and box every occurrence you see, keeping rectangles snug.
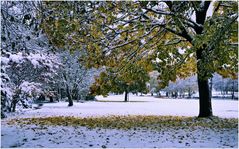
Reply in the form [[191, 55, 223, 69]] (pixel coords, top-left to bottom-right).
[[124, 91, 128, 102], [196, 49, 213, 117], [49, 96, 54, 102], [197, 77, 213, 117], [194, 1, 212, 117]]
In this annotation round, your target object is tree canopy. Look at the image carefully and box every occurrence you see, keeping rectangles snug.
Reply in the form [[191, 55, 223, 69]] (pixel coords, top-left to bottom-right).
[[91, 63, 150, 101], [41, 1, 237, 79]]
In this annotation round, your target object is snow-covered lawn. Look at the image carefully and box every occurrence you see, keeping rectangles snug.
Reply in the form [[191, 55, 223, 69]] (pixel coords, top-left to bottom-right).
[[6, 94, 238, 119], [1, 94, 238, 148], [1, 124, 237, 148]]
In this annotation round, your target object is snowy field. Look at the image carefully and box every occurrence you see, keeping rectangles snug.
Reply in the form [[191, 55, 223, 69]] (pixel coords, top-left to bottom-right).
[[5, 94, 238, 119], [1, 124, 237, 148], [1, 94, 238, 148]]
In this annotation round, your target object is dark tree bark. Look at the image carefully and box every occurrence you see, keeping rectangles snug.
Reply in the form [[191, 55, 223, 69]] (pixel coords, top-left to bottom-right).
[[49, 96, 53, 102], [11, 90, 20, 112], [197, 77, 213, 117], [11, 99, 18, 112], [196, 48, 213, 117], [66, 85, 73, 106], [194, 1, 213, 117], [124, 91, 128, 102], [38, 94, 45, 101]]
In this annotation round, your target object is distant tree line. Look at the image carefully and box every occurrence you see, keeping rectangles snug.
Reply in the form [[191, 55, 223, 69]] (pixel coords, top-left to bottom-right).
[[150, 73, 237, 100], [212, 73, 238, 100]]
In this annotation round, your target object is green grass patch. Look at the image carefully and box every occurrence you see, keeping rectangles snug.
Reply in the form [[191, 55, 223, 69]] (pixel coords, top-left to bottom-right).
[[7, 115, 238, 130]]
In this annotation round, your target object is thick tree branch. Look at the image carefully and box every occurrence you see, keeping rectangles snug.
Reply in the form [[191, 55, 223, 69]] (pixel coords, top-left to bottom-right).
[[161, 2, 194, 42], [195, 1, 211, 26], [152, 21, 193, 43]]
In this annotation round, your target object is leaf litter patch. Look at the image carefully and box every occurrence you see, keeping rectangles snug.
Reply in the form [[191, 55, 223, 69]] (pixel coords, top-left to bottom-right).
[[7, 115, 238, 130]]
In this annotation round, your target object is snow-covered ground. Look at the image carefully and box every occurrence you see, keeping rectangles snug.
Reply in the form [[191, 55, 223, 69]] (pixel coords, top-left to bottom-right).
[[5, 94, 238, 119], [1, 123, 237, 148], [1, 94, 238, 148]]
